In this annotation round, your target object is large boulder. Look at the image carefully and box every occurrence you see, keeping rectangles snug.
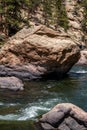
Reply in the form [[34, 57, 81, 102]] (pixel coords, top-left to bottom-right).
[[39, 103, 87, 130], [0, 25, 80, 79]]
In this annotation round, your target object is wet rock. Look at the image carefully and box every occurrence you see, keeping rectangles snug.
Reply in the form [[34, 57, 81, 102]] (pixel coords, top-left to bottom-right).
[[0, 76, 24, 91], [39, 103, 87, 130], [0, 25, 80, 79]]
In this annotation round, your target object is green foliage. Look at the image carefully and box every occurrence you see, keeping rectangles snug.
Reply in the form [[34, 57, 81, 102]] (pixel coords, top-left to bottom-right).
[[0, 34, 5, 41], [27, 0, 41, 13], [0, 34, 6, 48], [54, 0, 69, 31], [80, 0, 87, 33], [0, 0, 29, 36], [0, 120, 36, 130], [0, 0, 69, 36], [42, 0, 52, 26], [41, 0, 69, 30]]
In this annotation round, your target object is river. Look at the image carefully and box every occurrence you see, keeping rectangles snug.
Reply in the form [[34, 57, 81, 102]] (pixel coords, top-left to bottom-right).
[[0, 65, 87, 129]]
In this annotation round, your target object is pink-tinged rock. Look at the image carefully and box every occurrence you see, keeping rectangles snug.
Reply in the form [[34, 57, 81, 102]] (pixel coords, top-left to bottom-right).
[[0, 76, 24, 91], [39, 103, 87, 130], [77, 50, 87, 65]]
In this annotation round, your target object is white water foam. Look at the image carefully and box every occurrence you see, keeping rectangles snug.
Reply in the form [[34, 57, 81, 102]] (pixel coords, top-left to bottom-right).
[[0, 102, 19, 107], [71, 70, 87, 74], [0, 114, 19, 120], [76, 70, 87, 74], [0, 105, 50, 121], [0, 102, 4, 106], [18, 97, 63, 120], [0, 98, 64, 121], [18, 106, 50, 120]]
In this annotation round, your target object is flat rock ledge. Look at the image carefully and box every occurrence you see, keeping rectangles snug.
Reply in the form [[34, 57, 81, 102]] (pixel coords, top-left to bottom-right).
[[0, 25, 80, 80], [38, 103, 87, 130], [0, 76, 24, 91]]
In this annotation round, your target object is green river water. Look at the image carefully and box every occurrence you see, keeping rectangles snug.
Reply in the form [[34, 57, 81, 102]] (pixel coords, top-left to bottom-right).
[[0, 65, 87, 130]]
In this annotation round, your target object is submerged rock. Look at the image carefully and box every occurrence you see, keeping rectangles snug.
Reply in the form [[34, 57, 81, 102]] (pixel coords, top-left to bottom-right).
[[0, 25, 80, 79], [0, 76, 24, 91], [39, 103, 87, 130]]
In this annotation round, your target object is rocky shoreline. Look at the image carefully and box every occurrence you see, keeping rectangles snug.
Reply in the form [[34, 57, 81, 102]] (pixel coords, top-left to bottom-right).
[[0, 1, 87, 130], [0, 25, 87, 92], [0, 25, 81, 91]]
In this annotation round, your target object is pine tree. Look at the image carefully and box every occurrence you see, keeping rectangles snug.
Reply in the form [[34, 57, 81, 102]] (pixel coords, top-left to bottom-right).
[[0, 0, 69, 36], [0, 0, 29, 36], [80, 0, 87, 33], [42, 0, 52, 26], [54, 0, 69, 31]]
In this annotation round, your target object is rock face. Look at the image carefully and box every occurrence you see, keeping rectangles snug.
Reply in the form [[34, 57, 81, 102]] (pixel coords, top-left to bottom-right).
[[77, 50, 87, 65], [0, 76, 24, 91], [29, 0, 86, 46], [65, 0, 86, 46], [39, 103, 87, 130], [0, 25, 80, 79]]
